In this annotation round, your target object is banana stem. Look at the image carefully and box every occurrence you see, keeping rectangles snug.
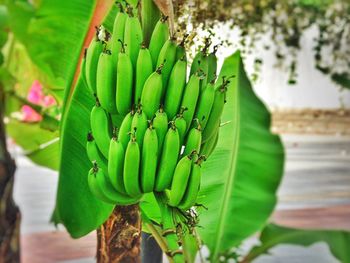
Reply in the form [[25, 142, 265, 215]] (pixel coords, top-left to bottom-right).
[[155, 192, 184, 263], [144, 223, 169, 257]]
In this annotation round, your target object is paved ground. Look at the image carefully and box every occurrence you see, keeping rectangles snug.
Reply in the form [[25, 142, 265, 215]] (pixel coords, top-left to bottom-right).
[[11, 134, 350, 262]]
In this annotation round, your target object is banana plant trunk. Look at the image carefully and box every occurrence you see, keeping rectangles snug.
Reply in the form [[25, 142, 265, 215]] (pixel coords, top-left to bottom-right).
[[96, 204, 141, 263], [0, 88, 21, 263]]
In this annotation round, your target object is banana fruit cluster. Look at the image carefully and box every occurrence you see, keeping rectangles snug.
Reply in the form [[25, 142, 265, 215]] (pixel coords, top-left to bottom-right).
[[83, 4, 230, 210]]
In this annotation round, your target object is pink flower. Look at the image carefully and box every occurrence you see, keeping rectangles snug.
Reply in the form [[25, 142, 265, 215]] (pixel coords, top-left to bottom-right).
[[27, 80, 56, 107], [21, 105, 42, 122], [27, 80, 44, 105], [43, 95, 56, 107]]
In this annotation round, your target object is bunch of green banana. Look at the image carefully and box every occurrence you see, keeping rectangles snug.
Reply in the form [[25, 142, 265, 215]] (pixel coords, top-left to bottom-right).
[[83, 3, 231, 211]]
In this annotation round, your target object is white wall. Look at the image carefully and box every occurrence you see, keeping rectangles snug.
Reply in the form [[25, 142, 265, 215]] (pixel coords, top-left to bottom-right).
[[210, 24, 350, 110]]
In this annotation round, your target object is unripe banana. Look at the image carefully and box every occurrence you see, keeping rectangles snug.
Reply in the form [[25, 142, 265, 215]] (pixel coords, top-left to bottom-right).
[[207, 46, 218, 84], [200, 127, 219, 158], [95, 164, 141, 205], [202, 78, 229, 142], [194, 80, 215, 128], [156, 39, 177, 94], [135, 45, 153, 104], [96, 50, 117, 113], [88, 164, 115, 204], [183, 121, 202, 157], [191, 52, 209, 92], [119, 110, 134, 149], [149, 16, 169, 67], [109, 6, 127, 76], [141, 0, 161, 46], [178, 157, 204, 210], [164, 57, 187, 120], [86, 132, 108, 171], [124, 134, 142, 196], [180, 74, 201, 131], [141, 125, 158, 193], [140, 66, 163, 119], [168, 153, 195, 207], [153, 107, 168, 155], [131, 107, 148, 148], [88, 163, 141, 205], [85, 37, 103, 94], [108, 129, 126, 193], [176, 40, 187, 62], [124, 7, 143, 69], [116, 41, 133, 115], [90, 103, 112, 158], [155, 122, 180, 191], [174, 107, 187, 147]]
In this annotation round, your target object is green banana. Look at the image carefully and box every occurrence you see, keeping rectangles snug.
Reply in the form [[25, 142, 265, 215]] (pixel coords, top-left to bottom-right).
[[178, 156, 204, 210], [108, 128, 126, 193], [163, 57, 187, 120], [124, 133, 142, 196], [202, 78, 229, 142], [156, 38, 177, 94], [90, 103, 112, 158], [200, 127, 219, 158], [88, 164, 115, 204], [153, 107, 168, 155], [119, 110, 134, 149], [174, 107, 187, 146], [194, 80, 215, 128], [109, 5, 127, 76], [110, 5, 127, 54], [88, 163, 141, 205], [175, 36, 187, 61], [141, 0, 161, 46], [140, 66, 163, 119], [85, 37, 103, 94], [183, 121, 202, 156], [168, 153, 195, 207], [96, 49, 117, 113], [155, 122, 180, 191], [190, 39, 211, 91], [131, 107, 148, 148], [149, 16, 169, 68], [141, 125, 158, 193], [207, 45, 218, 84], [86, 132, 108, 171], [124, 6, 143, 69], [180, 74, 201, 131], [116, 41, 133, 115], [135, 44, 153, 104]]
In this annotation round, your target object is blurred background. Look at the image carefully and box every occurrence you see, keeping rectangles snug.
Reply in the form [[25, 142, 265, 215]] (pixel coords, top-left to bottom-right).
[[0, 0, 349, 262]]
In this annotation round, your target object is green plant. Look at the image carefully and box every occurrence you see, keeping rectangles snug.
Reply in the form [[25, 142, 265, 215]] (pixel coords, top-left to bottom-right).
[[2, 1, 349, 262]]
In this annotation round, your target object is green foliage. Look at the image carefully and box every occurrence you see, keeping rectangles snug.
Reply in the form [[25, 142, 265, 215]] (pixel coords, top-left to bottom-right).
[[244, 224, 350, 263], [56, 72, 114, 238], [6, 0, 95, 90], [197, 51, 284, 261]]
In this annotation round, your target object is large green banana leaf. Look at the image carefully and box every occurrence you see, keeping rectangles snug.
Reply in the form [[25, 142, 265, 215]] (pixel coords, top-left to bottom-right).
[[6, 0, 95, 91], [198, 51, 285, 261], [244, 224, 350, 263]]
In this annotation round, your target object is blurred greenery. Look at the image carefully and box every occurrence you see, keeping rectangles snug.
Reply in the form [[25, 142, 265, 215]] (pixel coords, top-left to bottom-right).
[[244, 224, 350, 263]]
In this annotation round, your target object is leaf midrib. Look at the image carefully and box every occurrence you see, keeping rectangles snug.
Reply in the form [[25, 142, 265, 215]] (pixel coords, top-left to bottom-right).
[[212, 59, 240, 260]]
